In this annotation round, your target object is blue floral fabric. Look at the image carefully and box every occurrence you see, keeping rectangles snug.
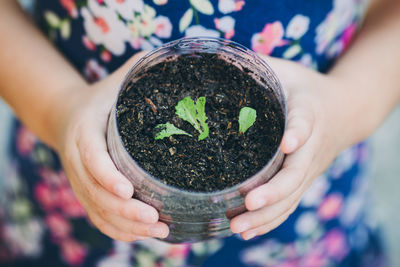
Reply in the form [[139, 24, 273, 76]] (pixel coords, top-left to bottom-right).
[[0, 0, 387, 266]]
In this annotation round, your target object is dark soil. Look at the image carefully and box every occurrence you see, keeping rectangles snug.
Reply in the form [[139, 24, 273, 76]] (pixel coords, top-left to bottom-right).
[[116, 52, 284, 192]]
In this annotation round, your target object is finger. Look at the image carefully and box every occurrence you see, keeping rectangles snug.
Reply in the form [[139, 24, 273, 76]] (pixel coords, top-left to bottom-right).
[[95, 51, 151, 103], [281, 106, 314, 154], [82, 164, 159, 223], [93, 195, 159, 224], [245, 141, 314, 211], [107, 51, 149, 84], [245, 164, 305, 211], [88, 212, 150, 242], [77, 125, 134, 200], [77, 52, 150, 200], [257, 54, 314, 154], [67, 149, 164, 237], [231, 180, 304, 233], [101, 211, 169, 238], [256, 55, 297, 91], [241, 199, 300, 240], [71, 145, 159, 223]]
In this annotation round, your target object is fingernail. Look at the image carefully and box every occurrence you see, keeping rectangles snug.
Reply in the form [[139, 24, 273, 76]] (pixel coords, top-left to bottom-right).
[[139, 210, 157, 223], [251, 197, 267, 210], [244, 232, 256, 240], [285, 137, 298, 153], [114, 183, 132, 199], [235, 222, 250, 233], [148, 226, 168, 238]]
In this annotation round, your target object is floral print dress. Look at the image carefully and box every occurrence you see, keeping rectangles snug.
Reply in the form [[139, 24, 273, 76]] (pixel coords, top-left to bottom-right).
[[0, 0, 387, 266]]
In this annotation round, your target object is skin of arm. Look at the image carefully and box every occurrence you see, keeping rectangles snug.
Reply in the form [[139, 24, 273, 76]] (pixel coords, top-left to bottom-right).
[[231, 0, 400, 239], [0, 0, 169, 241]]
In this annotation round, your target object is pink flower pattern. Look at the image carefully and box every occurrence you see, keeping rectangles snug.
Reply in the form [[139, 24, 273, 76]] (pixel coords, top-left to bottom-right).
[[16, 126, 37, 156], [34, 182, 60, 211], [318, 193, 344, 220], [322, 229, 349, 260], [46, 213, 72, 240], [32, 149, 88, 264], [60, 0, 78, 18], [82, 35, 97, 51], [251, 21, 288, 55], [61, 238, 88, 266], [341, 23, 357, 51]]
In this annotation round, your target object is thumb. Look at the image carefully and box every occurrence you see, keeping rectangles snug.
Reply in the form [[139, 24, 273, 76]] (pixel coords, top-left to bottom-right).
[[281, 106, 314, 154], [256, 54, 315, 154], [96, 51, 149, 104], [257, 54, 298, 92], [107, 51, 149, 85]]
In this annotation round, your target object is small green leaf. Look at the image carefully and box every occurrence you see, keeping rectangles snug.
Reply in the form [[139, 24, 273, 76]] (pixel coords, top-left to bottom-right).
[[175, 96, 209, 141], [195, 96, 209, 141], [239, 107, 257, 134], [175, 97, 197, 128], [154, 123, 192, 140]]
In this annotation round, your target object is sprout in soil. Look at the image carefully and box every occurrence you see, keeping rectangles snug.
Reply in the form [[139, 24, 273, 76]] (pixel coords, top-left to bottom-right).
[[175, 96, 209, 141], [155, 96, 209, 141], [154, 122, 192, 140], [238, 107, 257, 135], [154, 97, 257, 141]]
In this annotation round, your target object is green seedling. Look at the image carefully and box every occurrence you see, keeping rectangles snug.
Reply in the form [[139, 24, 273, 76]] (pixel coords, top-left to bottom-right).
[[154, 96, 209, 141], [238, 107, 257, 134], [154, 122, 192, 140], [175, 96, 209, 141]]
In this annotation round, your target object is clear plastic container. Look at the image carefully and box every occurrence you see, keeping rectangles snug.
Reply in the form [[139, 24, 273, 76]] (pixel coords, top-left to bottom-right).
[[106, 37, 287, 243]]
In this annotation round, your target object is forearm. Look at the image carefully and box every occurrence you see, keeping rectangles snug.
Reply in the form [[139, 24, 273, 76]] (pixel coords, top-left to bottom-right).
[[328, 0, 400, 149], [0, 0, 87, 149]]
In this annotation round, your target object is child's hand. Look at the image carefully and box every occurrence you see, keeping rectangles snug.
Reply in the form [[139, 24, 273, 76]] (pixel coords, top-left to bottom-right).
[[55, 52, 170, 242], [230, 56, 345, 240]]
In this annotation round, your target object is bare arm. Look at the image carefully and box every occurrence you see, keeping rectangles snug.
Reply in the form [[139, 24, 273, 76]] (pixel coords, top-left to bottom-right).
[[329, 0, 400, 150], [0, 0, 169, 241], [0, 0, 85, 148]]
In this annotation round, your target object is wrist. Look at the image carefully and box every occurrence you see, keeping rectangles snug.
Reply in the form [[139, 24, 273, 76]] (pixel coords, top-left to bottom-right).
[[44, 81, 89, 151]]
